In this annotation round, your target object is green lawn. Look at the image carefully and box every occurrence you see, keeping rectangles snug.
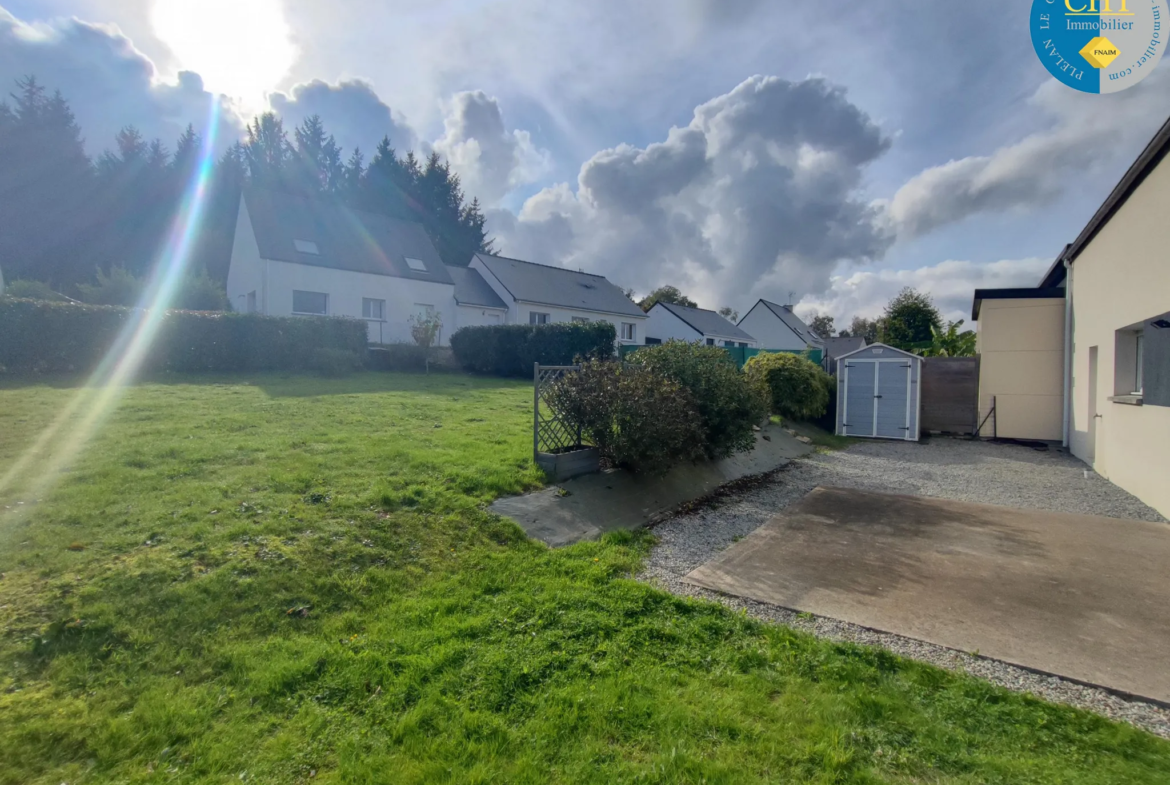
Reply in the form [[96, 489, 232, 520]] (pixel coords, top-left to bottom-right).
[[1, 371, 1167, 784]]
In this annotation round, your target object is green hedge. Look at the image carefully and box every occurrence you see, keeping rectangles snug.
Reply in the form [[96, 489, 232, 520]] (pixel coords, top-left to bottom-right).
[[0, 298, 368, 374], [743, 351, 832, 420], [450, 322, 617, 377]]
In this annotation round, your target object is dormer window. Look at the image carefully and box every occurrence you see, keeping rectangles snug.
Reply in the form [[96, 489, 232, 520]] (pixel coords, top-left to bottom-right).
[[294, 239, 320, 255], [405, 257, 427, 272]]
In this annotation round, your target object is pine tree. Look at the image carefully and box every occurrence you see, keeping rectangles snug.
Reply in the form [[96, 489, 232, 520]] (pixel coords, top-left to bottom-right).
[[243, 112, 291, 188], [291, 115, 344, 196], [342, 147, 364, 203]]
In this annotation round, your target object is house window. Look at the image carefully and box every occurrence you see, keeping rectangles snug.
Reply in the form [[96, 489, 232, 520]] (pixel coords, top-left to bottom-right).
[[292, 290, 328, 315], [621, 323, 636, 341], [706, 338, 715, 346], [645, 337, 662, 345], [362, 298, 385, 320], [414, 303, 435, 319], [572, 316, 590, 323], [1114, 327, 1145, 396], [246, 291, 257, 313], [405, 257, 427, 272], [293, 239, 320, 255], [530, 312, 550, 325]]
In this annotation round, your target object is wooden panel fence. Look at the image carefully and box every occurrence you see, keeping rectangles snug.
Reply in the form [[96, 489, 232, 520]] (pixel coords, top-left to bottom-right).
[[920, 357, 979, 435]]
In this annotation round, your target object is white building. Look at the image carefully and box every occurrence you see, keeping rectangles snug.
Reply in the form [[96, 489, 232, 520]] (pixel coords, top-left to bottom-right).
[[468, 253, 647, 344], [643, 302, 758, 347], [227, 189, 458, 345], [737, 299, 824, 351]]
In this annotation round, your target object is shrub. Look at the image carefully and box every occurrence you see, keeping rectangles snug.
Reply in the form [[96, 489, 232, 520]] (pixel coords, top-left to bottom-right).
[[744, 351, 832, 420], [1, 279, 70, 301], [367, 343, 428, 372], [308, 348, 361, 377], [450, 322, 616, 377], [546, 359, 704, 476], [76, 265, 228, 311], [627, 341, 767, 460], [0, 298, 368, 375]]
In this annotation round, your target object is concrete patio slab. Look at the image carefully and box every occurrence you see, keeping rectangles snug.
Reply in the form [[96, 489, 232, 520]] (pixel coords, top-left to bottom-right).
[[491, 424, 813, 547], [685, 486, 1170, 704]]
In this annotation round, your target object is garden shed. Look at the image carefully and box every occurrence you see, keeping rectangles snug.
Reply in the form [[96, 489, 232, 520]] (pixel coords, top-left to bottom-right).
[[836, 343, 922, 441]]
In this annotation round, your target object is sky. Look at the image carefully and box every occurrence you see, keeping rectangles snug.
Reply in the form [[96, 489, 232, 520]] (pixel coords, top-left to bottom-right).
[[2, 0, 1167, 326]]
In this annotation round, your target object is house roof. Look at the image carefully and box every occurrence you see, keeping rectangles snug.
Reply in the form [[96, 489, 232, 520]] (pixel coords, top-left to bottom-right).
[[757, 299, 823, 345], [472, 253, 644, 318], [1039, 113, 1170, 288], [654, 302, 756, 342], [821, 335, 866, 359], [244, 188, 453, 284], [446, 265, 507, 309], [971, 287, 1065, 321]]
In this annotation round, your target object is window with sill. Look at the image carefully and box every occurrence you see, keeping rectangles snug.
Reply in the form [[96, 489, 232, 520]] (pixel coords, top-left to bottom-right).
[[621, 323, 636, 341], [292, 290, 327, 315], [530, 312, 550, 325], [362, 298, 385, 320], [1114, 313, 1170, 408]]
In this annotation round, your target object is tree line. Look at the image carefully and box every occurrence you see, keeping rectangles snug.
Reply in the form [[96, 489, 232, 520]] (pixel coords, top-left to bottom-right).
[[0, 77, 493, 302]]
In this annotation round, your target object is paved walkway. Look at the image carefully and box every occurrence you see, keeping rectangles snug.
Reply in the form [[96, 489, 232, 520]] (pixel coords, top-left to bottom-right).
[[685, 486, 1170, 703], [491, 424, 812, 546]]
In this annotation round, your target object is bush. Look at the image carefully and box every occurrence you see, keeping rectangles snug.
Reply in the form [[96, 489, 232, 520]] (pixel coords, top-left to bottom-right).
[[76, 265, 228, 311], [546, 359, 704, 476], [0, 298, 368, 375], [743, 351, 832, 420], [367, 343, 428, 372], [308, 348, 362, 377], [627, 341, 767, 460], [450, 322, 616, 377], [1, 279, 70, 301]]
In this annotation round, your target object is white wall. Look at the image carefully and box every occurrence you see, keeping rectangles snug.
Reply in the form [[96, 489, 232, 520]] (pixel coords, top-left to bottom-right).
[[226, 200, 264, 313], [738, 303, 805, 350], [455, 304, 506, 330], [1067, 155, 1170, 518], [266, 260, 456, 346], [645, 306, 702, 343]]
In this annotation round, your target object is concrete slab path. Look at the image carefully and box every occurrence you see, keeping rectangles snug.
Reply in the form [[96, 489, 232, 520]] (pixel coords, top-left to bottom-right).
[[685, 486, 1170, 704], [491, 424, 813, 547]]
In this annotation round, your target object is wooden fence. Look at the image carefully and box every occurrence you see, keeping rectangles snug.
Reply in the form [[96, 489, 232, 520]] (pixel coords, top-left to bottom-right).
[[919, 357, 979, 435]]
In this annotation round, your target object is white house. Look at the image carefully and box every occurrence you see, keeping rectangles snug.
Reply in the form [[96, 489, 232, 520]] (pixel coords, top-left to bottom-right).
[[468, 252, 647, 344], [644, 302, 758, 347], [446, 265, 509, 329], [737, 299, 824, 351], [227, 189, 458, 345]]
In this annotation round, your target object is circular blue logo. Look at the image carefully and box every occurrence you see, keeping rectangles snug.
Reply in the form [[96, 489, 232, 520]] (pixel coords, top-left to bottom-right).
[[1031, 0, 1166, 93]]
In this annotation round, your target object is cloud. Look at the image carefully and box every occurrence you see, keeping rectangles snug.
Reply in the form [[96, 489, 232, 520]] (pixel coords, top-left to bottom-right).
[[432, 90, 550, 206], [887, 69, 1170, 239], [269, 78, 416, 157], [489, 75, 893, 311], [796, 257, 1052, 326], [0, 6, 240, 155]]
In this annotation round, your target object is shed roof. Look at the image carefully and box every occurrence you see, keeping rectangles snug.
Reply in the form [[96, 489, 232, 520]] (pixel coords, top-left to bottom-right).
[[244, 188, 452, 284], [836, 342, 921, 362], [446, 265, 507, 309], [757, 299, 824, 345], [473, 253, 644, 318], [655, 302, 756, 341]]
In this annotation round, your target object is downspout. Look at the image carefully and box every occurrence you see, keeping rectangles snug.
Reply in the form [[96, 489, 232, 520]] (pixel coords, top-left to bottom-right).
[[1061, 256, 1072, 448]]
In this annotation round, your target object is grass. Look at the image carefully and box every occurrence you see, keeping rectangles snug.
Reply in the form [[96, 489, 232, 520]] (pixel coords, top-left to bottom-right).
[[772, 416, 857, 451], [1, 371, 1168, 784]]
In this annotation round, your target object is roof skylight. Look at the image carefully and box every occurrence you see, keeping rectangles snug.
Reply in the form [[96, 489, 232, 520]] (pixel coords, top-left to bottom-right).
[[405, 257, 427, 271], [293, 239, 320, 255]]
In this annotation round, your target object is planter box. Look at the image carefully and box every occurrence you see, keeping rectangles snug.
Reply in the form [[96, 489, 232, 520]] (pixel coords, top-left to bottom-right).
[[536, 447, 600, 481]]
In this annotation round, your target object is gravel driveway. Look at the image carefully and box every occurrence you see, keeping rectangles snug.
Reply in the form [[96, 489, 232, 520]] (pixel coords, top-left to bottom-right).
[[639, 437, 1170, 737]]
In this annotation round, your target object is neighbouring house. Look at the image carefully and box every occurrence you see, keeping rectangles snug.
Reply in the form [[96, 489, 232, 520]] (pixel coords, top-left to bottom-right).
[[821, 335, 867, 375], [643, 302, 759, 347], [468, 252, 647, 344], [972, 114, 1170, 517], [737, 299, 824, 351], [227, 188, 457, 345], [446, 264, 508, 329]]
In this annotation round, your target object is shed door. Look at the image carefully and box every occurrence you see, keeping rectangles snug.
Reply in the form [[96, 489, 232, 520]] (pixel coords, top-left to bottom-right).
[[843, 360, 876, 436], [875, 361, 912, 439]]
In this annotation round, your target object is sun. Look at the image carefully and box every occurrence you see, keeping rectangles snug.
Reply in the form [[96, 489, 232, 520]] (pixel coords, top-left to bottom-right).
[[151, 0, 297, 106]]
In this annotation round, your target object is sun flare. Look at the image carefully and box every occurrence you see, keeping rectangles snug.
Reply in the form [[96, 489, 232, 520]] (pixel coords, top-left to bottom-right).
[[151, 0, 296, 105]]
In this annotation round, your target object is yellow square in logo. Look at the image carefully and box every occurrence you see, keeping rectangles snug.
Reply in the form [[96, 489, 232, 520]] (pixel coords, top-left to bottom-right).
[[1079, 36, 1120, 69]]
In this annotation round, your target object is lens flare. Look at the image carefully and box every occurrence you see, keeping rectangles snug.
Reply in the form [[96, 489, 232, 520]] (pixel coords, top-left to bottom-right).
[[0, 101, 222, 508]]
